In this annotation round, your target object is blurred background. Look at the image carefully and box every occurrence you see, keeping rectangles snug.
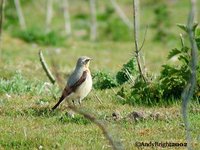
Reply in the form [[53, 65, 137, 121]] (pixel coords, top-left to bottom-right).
[[1, 0, 199, 79]]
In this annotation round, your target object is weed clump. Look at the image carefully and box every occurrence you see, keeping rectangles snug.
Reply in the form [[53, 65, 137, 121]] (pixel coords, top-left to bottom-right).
[[117, 24, 200, 105], [93, 71, 118, 90], [116, 58, 138, 85], [0, 72, 54, 95], [12, 27, 65, 46]]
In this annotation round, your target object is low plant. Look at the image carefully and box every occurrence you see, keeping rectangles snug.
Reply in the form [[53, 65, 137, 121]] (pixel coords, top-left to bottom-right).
[[93, 71, 118, 90], [116, 58, 138, 85], [160, 24, 200, 99], [116, 24, 200, 106], [0, 72, 55, 95]]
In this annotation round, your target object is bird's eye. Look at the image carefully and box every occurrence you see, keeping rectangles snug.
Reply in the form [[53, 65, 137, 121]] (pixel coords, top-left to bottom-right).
[[85, 59, 90, 63]]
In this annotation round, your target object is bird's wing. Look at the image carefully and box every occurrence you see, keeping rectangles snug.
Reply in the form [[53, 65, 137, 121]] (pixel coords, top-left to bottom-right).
[[67, 68, 83, 87], [70, 70, 87, 92], [52, 70, 88, 110]]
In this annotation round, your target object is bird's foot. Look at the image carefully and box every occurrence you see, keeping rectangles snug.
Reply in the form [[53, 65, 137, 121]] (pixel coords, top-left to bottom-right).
[[78, 100, 82, 106]]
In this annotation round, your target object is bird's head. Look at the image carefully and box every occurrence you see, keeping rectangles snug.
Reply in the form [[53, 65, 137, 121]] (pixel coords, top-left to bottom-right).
[[76, 56, 92, 69]]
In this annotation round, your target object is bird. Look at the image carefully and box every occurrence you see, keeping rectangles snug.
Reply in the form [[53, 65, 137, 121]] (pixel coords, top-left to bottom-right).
[[52, 56, 93, 110]]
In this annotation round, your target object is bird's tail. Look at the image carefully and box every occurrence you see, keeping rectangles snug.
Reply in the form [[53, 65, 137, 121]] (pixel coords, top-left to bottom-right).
[[52, 95, 65, 110], [52, 87, 72, 110]]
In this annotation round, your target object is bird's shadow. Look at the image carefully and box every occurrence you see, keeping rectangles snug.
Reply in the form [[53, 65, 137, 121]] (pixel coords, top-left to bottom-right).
[[21, 105, 61, 117], [20, 105, 92, 125]]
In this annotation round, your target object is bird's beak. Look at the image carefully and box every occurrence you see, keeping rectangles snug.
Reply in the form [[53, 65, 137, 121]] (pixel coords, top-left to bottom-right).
[[86, 58, 93, 61]]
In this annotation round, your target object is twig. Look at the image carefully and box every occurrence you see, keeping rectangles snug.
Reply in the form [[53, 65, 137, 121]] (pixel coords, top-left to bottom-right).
[[138, 25, 148, 52], [133, 0, 146, 83], [94, 93, 103, 104], [110, 0, 132, 28], [14, 0, 26, 30], [182, 0, 198, 150], [111, 87, 117, 95], [39, 50, 56, 84], [89, 0, 97, 41]]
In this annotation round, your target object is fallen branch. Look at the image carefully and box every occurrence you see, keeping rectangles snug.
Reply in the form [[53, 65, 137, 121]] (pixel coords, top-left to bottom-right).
[[182, 0, 198, 149], [39, 50, 56, 84]]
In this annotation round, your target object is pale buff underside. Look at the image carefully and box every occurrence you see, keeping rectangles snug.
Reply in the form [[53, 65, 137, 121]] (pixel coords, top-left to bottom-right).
[[66, 72, 92, 103]]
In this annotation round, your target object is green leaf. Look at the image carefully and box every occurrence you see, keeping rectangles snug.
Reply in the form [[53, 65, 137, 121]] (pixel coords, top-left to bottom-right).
[[195, 27, 200, 38], [195, 38, 200, 50], [178, 54, 189, 64], [181, 46, 190, 53], [192, 23, 198, 32], [177, 24, 188, 32], [177, 23, 198, 33], [167, 48, 181, 59]]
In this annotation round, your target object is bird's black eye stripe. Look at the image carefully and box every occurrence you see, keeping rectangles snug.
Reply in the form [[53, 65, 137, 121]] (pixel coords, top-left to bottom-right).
[[85, 59, 90, 62]]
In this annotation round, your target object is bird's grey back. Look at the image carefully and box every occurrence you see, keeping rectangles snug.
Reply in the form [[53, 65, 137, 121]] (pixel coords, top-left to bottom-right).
[[67, 56, 90, 87], [67, 67, 83, 87]]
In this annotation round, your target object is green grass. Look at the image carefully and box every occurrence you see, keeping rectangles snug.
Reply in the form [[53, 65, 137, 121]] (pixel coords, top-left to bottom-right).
[[0, 0, 200, 149], [0, 48, 200, 149]]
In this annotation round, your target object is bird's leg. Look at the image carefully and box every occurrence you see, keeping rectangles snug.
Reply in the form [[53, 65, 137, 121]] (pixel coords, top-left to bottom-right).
[[78, 98, 82, 106], [72, 100, 75, 107]]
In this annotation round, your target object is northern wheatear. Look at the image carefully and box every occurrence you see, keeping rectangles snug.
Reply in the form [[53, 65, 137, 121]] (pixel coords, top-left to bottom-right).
[[52, 56, 92, 110]]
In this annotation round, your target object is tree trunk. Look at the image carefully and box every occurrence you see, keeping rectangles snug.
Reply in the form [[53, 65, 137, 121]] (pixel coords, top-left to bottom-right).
[[0, 0, 4, 38], [14, 0, 26, 30], [89, 0, 97, 41], [46, 0, 53, 32], [0, 0, 4, 58], [63, 0, 71, 36], [110, 0, 132, 28]]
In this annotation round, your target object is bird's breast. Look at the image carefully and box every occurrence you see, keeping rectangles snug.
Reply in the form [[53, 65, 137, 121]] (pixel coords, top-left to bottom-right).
[[76, 72, 92, 99]]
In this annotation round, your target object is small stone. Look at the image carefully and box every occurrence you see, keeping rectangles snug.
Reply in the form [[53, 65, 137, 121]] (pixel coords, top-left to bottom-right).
[[112, 111, 122, 121], [6, 93, 11, 99], [39, 145, 43, 150], [65, 110, 75, 118], [150, 112, 161, 120], [127, 111, 145, 122], [43, 82, 53, 92], [179, 123, 185, 127], [55, 48, 61, 54]]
